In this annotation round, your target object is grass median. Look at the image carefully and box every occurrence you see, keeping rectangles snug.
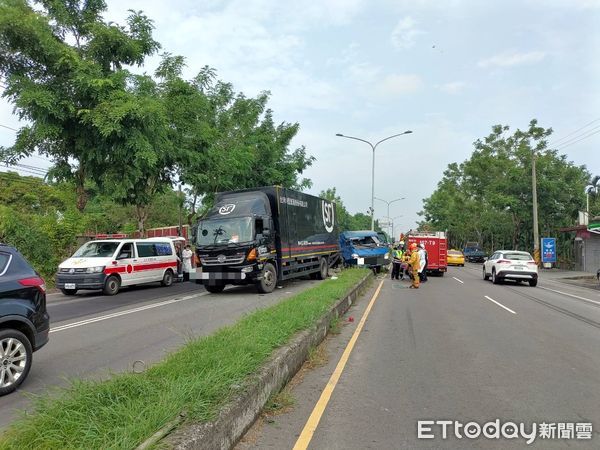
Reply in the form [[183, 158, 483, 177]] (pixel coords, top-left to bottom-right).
[[0, 268, 370, 450]]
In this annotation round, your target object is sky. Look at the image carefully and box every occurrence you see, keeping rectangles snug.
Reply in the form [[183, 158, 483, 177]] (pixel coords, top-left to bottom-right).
[[1, 0, 599, 237]]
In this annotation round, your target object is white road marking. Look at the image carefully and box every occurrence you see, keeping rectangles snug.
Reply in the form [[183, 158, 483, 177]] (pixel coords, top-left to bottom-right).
[[50, 293, 205, 333], [484, 295, 517, 314], [452, 277, 464, 284], [538, 286, 600, 306]]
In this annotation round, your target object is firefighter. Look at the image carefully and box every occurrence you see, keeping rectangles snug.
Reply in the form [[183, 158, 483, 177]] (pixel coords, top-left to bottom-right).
[[406, 242, 421, 289]]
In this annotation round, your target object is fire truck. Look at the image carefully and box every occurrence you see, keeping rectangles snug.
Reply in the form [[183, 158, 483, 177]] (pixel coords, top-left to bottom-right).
[[407, 231, 448, 276]]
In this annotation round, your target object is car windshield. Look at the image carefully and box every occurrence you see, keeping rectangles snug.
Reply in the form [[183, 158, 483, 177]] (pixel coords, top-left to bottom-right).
[[197, 217, 254, 245], [504, 252, 532, 261], [73, 241, 119, 258]]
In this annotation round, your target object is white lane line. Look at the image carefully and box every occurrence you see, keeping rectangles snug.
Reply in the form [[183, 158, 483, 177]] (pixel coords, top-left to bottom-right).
[[538, 286, 600, 306], [484, 295, 517, 315], [452, 277, 464, 284], [50, 293, 205, 333]]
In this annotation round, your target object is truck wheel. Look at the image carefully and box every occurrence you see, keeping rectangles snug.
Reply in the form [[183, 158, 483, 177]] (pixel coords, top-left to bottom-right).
[[60, 288, 77, 296], [375, 266, 382, 274], [257, 262, 277, 293], [103, 275, 121, 295], [316, 257, 329, 280], [161, 270, 174, 287], [205, 284, 225, 293], [0, 329, 33, 396]]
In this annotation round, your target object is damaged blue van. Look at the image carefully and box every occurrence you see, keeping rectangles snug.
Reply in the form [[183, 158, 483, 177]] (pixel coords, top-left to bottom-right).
[[339, 230, 390, 273]]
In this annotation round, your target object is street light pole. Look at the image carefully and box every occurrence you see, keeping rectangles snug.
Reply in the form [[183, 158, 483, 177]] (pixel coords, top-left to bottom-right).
[[336, 131, 412, 231], [375, 196, 405, 236], [384, 215, 404, 242]]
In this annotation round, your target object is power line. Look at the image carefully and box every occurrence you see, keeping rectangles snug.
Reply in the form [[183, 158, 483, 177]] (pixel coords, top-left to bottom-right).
[[0, 124, 18, 132], [555, 128, 600, 151], [552, 125, 600, 149], [548, 118, 600, 147]]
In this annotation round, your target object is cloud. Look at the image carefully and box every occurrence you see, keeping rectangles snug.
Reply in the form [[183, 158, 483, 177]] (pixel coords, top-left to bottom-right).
[[375, 74, 424, 97], [478, 51, 546, 68], [438, 81, 466, 94], [390, 16, 425, 49]]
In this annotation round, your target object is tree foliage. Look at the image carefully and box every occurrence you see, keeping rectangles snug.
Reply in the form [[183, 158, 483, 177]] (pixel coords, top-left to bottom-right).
[[0, 0, 161, 211], [421, 120, 590, 255]]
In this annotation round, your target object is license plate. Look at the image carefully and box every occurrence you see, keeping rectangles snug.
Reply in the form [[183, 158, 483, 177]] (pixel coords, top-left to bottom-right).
[[64, 283, 76, 289], [513, 266, 523, 270]]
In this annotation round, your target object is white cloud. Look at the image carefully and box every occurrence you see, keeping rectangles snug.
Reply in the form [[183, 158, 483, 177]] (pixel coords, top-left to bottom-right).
[[438, 81, 466, 94], [478, 51, 547, 68], [390, 16, 425, 49], [375, 74, 423, 96]]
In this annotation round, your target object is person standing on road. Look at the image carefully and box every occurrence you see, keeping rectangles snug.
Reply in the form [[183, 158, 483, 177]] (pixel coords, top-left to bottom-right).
[[182, 244, 193, 282], [391, 244, 404, 280], [418, 243, 428, 283], [406, 243, 420, 289]]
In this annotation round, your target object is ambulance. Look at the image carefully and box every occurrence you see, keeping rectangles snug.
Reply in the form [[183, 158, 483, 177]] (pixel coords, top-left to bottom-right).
[[56, 236, 179, 295]]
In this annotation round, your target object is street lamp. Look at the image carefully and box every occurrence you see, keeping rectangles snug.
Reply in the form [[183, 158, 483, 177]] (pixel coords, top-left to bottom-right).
[[375, 196, 405, 236], [336, 131, 412, 230], [383, 215, 404, 242]]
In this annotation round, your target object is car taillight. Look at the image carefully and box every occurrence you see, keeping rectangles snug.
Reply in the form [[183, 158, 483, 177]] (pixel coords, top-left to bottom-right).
[[497, 259, 510, 264], [19, 276, 46, 293]]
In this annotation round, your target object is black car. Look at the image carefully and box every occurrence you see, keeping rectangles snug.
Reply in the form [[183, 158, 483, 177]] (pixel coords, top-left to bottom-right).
[[0, 243, 50, 396]]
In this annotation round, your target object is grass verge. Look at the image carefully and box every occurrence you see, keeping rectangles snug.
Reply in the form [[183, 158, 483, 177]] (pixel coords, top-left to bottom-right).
[[0, 268, 369, 450]]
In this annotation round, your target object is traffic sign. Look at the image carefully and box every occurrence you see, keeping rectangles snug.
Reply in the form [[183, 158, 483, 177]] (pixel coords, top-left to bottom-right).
[[541, 237, 556, 263]]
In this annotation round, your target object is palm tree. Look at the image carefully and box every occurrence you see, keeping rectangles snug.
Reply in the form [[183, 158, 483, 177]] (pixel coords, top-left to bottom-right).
[[586, 175, 600, 215]]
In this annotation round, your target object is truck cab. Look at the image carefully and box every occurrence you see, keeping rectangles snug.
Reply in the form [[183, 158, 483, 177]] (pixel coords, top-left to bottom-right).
[[339, 230, 390, 273]]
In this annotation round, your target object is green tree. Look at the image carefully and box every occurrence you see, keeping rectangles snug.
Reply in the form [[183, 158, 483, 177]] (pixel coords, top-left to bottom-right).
[[421, 120, 589, 254], [0, 0, 160, 211]]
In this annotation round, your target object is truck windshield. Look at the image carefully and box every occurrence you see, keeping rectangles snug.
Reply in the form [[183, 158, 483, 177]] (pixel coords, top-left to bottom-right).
[[349, 236, 379, 247], [73, 241, 119, 258], [197, 217, 254, 245]]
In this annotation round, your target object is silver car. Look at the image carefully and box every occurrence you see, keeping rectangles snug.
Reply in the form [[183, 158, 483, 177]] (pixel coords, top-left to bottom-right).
[[483, 250, 538, 287]]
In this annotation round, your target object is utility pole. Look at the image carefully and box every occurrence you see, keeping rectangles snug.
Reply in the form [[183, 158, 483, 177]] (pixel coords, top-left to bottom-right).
[[178, 183, 183, 238], [532, 151, 540, 265]]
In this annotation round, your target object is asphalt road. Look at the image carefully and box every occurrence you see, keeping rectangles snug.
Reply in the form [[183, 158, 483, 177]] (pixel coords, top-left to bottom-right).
[[0, 278, 322, 430], [239, 264, 600, 449]]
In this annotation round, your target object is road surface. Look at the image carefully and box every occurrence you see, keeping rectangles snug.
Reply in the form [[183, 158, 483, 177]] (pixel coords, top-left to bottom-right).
[[239, 264, 600, 449], [1, 278, 321, 430]]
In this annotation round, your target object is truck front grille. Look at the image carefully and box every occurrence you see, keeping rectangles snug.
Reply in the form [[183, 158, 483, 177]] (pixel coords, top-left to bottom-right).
[[200, 253, 245, 266]]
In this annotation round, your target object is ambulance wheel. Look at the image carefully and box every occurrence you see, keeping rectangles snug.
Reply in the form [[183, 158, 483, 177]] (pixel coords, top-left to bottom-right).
[[103, 275, 120, 295], [60, 288, 77, 296], [205, 284, 225, 293], [316, 257, 329, 280], [161, 270, 174, 287], [257, 262, 277, 294]]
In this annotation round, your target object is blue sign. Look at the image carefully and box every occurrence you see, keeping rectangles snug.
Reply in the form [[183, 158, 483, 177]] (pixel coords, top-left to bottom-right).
[[541, 237, 557, 263]]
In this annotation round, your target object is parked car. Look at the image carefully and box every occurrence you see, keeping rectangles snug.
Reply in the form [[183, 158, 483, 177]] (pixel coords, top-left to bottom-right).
[[483, 250, 538, 286], [0, 243, 49, 396], [447, 249, 465, 266], [56, 237, 178, 295], [463, 242, 486, 263]]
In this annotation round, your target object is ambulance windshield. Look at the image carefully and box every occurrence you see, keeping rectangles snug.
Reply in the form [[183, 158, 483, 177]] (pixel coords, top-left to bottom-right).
[[73, 241, 119, 258]]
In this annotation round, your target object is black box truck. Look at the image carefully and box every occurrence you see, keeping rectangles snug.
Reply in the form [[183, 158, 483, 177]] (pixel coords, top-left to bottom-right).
[[192, 186, 340, 293]]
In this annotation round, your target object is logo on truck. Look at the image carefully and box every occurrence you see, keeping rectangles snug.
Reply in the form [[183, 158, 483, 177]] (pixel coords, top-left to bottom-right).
[[322, 201, 335, 233], [218, 204, 236, 215]]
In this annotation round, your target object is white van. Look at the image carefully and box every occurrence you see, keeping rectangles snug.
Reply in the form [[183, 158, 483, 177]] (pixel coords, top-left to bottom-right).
[[56, 238, 178, 295]]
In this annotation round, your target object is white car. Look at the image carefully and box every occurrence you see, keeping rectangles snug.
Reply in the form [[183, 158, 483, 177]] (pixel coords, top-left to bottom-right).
[[483, 250, 538, 287]]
